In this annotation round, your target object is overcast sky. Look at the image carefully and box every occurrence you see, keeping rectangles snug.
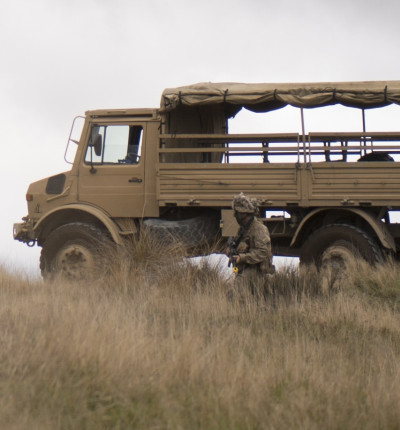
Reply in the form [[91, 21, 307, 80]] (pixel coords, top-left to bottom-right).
[[1, 0, 400, 274]]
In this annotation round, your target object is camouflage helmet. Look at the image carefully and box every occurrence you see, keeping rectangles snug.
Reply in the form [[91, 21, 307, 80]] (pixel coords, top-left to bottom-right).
[[232, 192, 258, 213]]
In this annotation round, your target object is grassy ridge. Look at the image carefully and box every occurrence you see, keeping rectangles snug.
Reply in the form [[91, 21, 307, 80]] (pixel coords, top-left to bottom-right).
[[1, 239, 400, 429]]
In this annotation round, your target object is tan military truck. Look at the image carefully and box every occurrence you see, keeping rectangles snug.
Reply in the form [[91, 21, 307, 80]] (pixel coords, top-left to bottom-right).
[[13, 81, 400, 277]]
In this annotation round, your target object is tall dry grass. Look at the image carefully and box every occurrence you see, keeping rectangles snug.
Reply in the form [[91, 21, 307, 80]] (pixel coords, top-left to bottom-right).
[[1, 235, 400, 429]]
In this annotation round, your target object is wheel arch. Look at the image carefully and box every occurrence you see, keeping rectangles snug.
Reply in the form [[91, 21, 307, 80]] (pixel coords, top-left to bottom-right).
[[34, 204, 129, 245], [290, 208, 395, 252]]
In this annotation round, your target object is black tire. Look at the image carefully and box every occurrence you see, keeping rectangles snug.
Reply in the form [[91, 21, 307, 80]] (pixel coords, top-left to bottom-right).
[[40, 223, 108, 280], [143, 213, 220, 250], [300, 223, 382, 268]]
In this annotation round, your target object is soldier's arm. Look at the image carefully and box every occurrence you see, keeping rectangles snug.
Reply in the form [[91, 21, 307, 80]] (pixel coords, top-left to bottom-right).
[[238, 224, 271, 265]]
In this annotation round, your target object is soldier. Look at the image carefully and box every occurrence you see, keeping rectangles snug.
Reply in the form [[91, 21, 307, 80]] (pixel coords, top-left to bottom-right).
[[227, 193, 274, 299]]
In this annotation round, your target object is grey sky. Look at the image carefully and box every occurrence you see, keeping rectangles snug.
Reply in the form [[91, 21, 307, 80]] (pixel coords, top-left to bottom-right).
[[1, 0, 400, 272]]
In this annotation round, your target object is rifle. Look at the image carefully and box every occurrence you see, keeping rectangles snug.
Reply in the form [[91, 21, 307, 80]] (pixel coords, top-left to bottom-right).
[[227, 237, 239, 274]]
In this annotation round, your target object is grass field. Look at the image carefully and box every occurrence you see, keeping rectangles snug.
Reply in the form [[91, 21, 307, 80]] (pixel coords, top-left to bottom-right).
[[1, 236, 400, 429]]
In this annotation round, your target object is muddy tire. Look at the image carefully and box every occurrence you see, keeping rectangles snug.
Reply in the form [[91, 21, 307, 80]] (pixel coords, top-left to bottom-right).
[[40, 223, 108, 280], [300, 224, 383, 292], [300, 223, 382, 268]]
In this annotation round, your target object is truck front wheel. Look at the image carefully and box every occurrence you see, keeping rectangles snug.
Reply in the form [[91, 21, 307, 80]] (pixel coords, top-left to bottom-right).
[[300, 223, 382, 270], [40, 223, 108, 280]]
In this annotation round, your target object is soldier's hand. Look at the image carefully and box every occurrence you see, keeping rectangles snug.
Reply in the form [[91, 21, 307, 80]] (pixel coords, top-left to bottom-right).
[[233, 255, 240, 264]]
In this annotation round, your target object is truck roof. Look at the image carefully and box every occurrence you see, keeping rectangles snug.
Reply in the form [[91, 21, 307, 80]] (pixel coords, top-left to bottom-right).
[[86, 108, 158, 118], [161, 81, 400, 114]]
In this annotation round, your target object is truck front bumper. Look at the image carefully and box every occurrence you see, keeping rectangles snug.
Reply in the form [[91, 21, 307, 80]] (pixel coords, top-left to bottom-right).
[[13, 218, 36, 245]]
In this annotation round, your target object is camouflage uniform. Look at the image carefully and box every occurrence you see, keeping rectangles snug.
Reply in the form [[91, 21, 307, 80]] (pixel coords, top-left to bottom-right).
[[229, 193, 274, 299]]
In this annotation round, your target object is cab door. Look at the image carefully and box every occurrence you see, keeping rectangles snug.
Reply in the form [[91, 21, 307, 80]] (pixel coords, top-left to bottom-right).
[[78, 122, 146, 217]]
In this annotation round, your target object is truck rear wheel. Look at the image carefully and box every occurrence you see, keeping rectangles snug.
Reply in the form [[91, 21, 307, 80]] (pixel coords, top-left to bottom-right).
[[40, 223, 108, 280], [300, 223, 382, 269]]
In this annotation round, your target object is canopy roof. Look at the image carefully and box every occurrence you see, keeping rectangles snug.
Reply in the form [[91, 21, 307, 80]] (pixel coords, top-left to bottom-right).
[[161, 81, 400, 114]]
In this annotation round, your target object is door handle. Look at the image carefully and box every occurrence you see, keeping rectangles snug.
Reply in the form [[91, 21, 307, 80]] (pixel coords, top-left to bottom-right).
[[129, 177, 142, 183]]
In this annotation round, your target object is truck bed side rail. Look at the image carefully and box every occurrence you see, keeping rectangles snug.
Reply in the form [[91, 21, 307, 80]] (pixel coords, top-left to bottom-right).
[[159, 132, 400, 164], [308, 132, 400, 163]]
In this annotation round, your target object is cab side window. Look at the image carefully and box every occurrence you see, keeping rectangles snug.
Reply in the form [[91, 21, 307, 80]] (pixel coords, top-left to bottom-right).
[[85, 125, 143, 164]]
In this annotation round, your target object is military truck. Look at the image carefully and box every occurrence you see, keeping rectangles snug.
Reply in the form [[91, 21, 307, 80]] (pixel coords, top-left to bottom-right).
[[13, 81, 400, 277]]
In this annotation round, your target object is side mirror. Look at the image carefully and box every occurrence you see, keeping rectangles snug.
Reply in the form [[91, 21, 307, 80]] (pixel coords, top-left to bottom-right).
[[89, 132, 102, 157]]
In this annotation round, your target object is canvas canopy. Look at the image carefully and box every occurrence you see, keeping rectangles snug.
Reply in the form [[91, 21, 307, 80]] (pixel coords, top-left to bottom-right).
[[160, 81, 400, 163], [161, 81, 400, 115]]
